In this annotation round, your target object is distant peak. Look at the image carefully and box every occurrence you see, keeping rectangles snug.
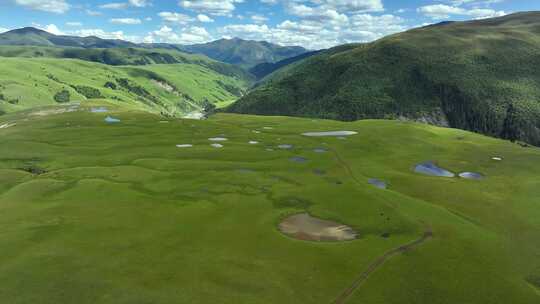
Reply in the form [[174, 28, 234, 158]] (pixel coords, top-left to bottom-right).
[[7, 27, 49, 35]]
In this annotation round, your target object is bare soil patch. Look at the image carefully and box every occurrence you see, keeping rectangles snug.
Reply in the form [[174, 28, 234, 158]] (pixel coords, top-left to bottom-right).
[[279, 213, 357, 242]]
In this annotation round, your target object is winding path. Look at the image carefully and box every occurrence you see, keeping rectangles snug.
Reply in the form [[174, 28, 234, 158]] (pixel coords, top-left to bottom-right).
[[331, 229, 433, 304], [324, 144, 433, 303]]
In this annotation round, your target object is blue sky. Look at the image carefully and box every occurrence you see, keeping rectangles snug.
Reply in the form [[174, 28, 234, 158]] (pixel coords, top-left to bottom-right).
[[0, 0, 538, 49]]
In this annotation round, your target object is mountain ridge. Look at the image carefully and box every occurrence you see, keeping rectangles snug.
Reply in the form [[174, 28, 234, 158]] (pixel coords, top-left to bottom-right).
[[0, 27, 308, 69], [228, 11, 540, 146]]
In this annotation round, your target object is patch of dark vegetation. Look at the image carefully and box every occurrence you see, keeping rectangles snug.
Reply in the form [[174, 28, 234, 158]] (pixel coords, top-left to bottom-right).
[[525, 274, 540, 289], [381, 232, 390, 238], [6, 97, 19, 104], [104, 81, 117, 90], [216, 80, 244, 97], [46, 73, 61, 83], [313, 169, 326, 176], [272, 196, 314, 209], [115, 77, 161, 105], [54, 89, 70, 103], [71, 85, 102, 99], [19, 165, 47, 175], [202, 99, 216, 115]]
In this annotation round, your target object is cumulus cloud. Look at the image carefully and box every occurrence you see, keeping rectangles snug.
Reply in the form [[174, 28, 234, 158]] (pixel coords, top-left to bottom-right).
[[158, 12, 194, 24], [144, 25, 213, 44], [179, 0, 243, 16], [0, 27, 9, 34], [418, 4, 506, 19], [218, 10, 407, 50], [197, 14, 214, 22], [15, 0, 70, 14], [73, 28, 130, 40], [129, 0, 150, 7]]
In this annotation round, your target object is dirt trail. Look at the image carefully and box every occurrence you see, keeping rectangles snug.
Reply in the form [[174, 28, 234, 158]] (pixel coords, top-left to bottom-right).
[[331, 228, 433, 304], [324, 145, 433, 304]]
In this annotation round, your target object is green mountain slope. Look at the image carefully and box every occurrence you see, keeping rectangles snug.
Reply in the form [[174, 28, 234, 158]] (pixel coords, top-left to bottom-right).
[[0, 106, 539, 303], [0, 57, 249, 115], [0, 45, 253, 83], [248, 50, 321, 80], [228, 12, 540, 146], [180, 38, 308, 69]]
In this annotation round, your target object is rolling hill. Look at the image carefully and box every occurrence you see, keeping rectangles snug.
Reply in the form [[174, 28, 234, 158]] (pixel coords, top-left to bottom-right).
[[0, 57, 249, 116], [228, 12, 540, 146], [180, 38, 308, 69], [0, 45, 253, 83]]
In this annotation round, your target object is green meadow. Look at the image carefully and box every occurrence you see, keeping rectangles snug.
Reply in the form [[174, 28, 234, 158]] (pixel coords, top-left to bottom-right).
[[0, 100, 539, 303]]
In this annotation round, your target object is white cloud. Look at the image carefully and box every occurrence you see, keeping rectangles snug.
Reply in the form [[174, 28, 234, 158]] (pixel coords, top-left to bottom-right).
[[179, 0, 243, 16], [197, 14, 214, 23], [144, 25, 213, 44], [158, 12, 194, 24], [73, 28, 127, 40], [99, 2, 128, 9], [218, 11, 408, 50], [35, 23, 64, 35], [0, 27, 10, 34], [251, 14, 268, 24], [129, 0, 150, 7], [320, 0, 384, 13], [85, 9, 101, 16], [15, 0, 70, 14], [110, 18, 142, 25], [418, 4, 506, 19], [287, 4, 349, 25], [66, 22, 82, 27]]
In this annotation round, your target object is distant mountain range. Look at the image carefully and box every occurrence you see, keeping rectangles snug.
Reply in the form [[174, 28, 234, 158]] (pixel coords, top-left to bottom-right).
[[0, 27, 308, 70], [228, 12, 540, 146], [178, 38, 308, 69], [0, 27, 137, 48]]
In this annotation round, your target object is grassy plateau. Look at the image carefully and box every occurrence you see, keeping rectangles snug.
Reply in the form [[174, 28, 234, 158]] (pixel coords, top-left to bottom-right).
[[0, 100, 539, 303]]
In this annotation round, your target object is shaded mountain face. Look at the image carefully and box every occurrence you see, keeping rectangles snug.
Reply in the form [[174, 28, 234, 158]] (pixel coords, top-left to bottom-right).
[[249, 50, 321, 80], [0, 27, 137, 48], [180, 38, 308, 69], [228, 12, 540, 146]]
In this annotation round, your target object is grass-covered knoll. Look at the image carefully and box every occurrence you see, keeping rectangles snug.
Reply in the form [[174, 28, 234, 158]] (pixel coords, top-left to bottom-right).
[[0, 57, 249, 115], [0, 45, 253, 83], [229, 12, 540, 146], [0, 103, 539, 303]]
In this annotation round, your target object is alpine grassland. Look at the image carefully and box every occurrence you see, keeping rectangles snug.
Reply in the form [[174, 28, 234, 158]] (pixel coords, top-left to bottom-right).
[[0, 101, 539, 303]]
